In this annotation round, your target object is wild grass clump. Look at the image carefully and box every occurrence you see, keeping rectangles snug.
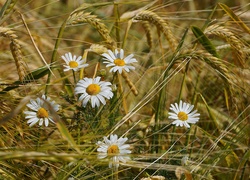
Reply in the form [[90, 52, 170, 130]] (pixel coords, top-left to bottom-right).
[[0, 0, 249, 179]]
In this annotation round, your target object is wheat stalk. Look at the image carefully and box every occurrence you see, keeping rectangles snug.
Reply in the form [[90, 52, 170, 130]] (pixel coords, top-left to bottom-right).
[[132, 10, 178, 52], [0, 27, 26, 82], [66, 11, 115, 48], [204, 24, 247, 67], [180, 49, 237, 111]]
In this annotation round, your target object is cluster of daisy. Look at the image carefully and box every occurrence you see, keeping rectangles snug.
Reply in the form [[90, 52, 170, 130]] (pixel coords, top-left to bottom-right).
[[24, 48, 200, 128], [63, 49, 137, 109], [24, 49, 138, 126], [23, 48, 200, 168]]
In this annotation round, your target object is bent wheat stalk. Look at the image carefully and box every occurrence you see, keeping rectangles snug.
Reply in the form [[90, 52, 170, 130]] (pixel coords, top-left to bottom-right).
[[180, 49, 237, 111], [205, 24, 247, 67], [67, 11, 115, 48]]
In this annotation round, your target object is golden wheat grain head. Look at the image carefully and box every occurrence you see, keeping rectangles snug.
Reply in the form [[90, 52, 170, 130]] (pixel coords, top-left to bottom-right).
[[132, 10, 178, 52]]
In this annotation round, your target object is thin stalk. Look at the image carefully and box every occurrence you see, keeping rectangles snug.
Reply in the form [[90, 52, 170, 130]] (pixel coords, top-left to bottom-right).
[[80, 50, 89, 80], [154, 28, 189, 153], [122, 20, 132, 49], [114, 2, 120, 46], [45, 19, 67, 94], [189, 126, 197, 157], [177, 61, 190, 102], [72, 70, 76, 85], [118, 73, 128, 114], [154, 58, 176, 153]]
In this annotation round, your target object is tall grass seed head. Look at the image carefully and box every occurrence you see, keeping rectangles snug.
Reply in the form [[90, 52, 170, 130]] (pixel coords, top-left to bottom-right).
[[62, 52, 89, 72], [74, 76, 113, 108], [168, 100, 200, 128], [24, 95, 60, 127], [102, 49, 137, 74]]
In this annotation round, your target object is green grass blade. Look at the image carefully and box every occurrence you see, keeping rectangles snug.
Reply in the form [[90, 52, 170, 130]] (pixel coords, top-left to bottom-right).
[[0, 66, 49, 94], [48, 103, 81, 154], [0, 0, 17, 25], [191, 26, 219, 58], [56, 120, 81, 154]]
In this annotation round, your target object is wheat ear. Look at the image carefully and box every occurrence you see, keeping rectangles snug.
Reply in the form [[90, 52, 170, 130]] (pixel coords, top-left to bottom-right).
[[0, 27, 26, 81], [181, 49, 236, 110], [132, 10, 177, 52], [205, 24, 247, 67], [142, 21, 153, 49], [121, 70, 138, 96], [66, 11, 115, 48]]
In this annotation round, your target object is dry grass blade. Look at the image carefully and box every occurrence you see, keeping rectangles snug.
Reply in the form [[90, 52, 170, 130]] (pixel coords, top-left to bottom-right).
[[205, 24, 247, 67], [66, 11, 115, 48], [0, 27, 26, 81], [0, 96, 30, 125], [19, 12, 55, 78], [132, 10, 178, 52]]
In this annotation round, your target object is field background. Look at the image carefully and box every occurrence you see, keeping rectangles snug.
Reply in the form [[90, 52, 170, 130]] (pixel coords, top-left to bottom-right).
[[0, 0, 249, 179]]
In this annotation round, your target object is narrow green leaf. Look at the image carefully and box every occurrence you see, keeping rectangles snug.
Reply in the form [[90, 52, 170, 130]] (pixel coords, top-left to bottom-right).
[[0, 66, 49, 94], [191, 26, 219, 58], [0, 0, 17, 25], [219, 3, 250, 34], [234, 149, 250, 180]]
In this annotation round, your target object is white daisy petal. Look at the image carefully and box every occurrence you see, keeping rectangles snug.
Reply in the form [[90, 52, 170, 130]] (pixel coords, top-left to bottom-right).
[[24, 95, 59, 127], [102, 53, 114, 62], [123, 53, 134, 62], [75, 76, 113, 108], [169, 100, 200, 128], [108, 50, 116, 60], [61, 52, 88, 72], [119, 49, 124, 59], [96, 134, 131, 168], [102, 49, 138, 74]]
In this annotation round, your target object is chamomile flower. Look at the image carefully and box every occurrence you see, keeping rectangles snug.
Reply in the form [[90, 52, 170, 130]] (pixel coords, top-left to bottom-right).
[[24, 95, 60, 127], [168, 100, 200, 128], [102, 49, 137, 74], [96, 134, 131, 168], [74, 76, 113, 108], [62, 52, 89, 72]]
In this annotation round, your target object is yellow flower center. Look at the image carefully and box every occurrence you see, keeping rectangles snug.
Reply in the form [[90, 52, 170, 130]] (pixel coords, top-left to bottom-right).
[[37, 108, 49, 118], [178, 111, 188, 121], [86, 84, 101, 95], [69, 61, 79, 68], [114, 58, 125, 66], [107, 144, 120, 154]]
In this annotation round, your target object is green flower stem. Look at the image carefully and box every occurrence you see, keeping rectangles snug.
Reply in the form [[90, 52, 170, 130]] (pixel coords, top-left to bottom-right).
[[72, 70, 76, 85]]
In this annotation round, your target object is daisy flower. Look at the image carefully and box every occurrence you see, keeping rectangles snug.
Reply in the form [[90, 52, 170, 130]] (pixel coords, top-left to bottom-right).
[[168, 100, 200, 128], [96, 134, 131, 168], [74, 76, 113, 108], [24, 95, 60, 127], [102, 49, 137, 74], [61, 52, 89, 72]]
